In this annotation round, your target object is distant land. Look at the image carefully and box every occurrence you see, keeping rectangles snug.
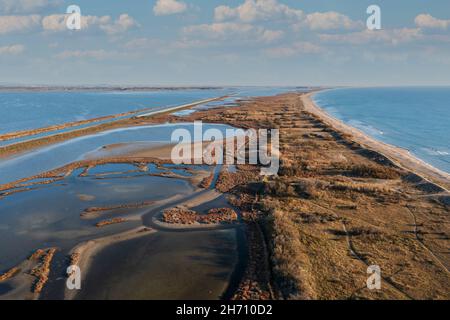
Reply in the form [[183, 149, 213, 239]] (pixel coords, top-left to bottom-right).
[[0, 85, 316, 92]]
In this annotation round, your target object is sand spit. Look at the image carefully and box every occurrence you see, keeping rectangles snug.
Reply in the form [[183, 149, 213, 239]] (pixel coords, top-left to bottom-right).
[[81, 200, 155, 219], [172, 92, 449, 299], [302, 93, 450, 191], [65, 227, 155, 300], [2, 90, 449, 300], [0, 107, 153, 142], [136, 96, 227, 118], [95, 218, 128, 228], [30, 248, 58, 294], [0, 267, 20, 282], [199, 173, 214, 189], [0, 247, 59, 299], [0, 96, 229, 158]]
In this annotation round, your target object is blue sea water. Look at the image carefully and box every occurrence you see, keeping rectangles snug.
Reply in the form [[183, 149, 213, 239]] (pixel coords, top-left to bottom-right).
[[0, 89, 229, 135], [0, 123, 236, 187], [0, 87, 297, 135], [313, 87, 450, 174], [0, 87, 299, 184]]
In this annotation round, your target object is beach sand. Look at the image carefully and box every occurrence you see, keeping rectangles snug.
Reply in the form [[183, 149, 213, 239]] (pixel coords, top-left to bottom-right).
[[302, 92, 450, 191]]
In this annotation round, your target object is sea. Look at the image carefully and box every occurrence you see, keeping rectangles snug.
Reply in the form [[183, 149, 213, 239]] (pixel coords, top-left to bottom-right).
[[0, 86, 301, 184], [313, 87, 450, 174]]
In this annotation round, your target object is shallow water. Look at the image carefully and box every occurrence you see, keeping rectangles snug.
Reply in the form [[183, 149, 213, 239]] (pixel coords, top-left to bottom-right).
[[314, 87, 450, 174], [0, 166, 193, 272], [76, 229, 239, 300], [0, 89, 232, 135], [0, 123, 236, 185], [0, 87, 298, 136], [0, 87, 294, 299], [0, 159, 247, 300]]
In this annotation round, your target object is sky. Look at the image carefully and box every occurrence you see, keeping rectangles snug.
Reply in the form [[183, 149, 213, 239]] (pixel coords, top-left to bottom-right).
[[0, 0, 449, 86]]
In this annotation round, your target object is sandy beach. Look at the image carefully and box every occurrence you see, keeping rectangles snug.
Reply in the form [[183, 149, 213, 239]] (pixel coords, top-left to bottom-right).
[[302, 92, 450, 191]]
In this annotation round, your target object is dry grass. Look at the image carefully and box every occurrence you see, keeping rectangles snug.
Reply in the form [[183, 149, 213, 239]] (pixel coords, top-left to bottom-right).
[[190, 93, 450, 300]]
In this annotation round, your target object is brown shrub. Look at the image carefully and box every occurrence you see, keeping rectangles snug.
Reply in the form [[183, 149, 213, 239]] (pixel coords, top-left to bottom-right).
[[199, 173, 214, 189], [95, 218, 127, 228], [0, 267, 20, 281], [266, 210, 317, 299], [292, 179, 327, 199], [264, 180, 297, 197], [162, 207, 238, 225], [344, 164, 400, 180]]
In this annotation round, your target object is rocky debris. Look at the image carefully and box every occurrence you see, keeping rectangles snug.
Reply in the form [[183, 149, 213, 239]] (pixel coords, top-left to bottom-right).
[[136, 162, 148, 172], [66, 252, 81, 277], [0, 267, 20, 282], [233, 280, 271, 300], [30, 248, 58, 294], [69, 252, 80, 266], [95, 218, 127, 228], [199, 173, 214, 189], [232, 221, 272, 300], [29, 249, 47, 261], [162, 207, 238, 225]]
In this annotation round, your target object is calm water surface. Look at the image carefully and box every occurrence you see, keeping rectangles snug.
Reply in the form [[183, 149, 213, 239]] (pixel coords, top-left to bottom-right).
[[314, 87, 450, 174]]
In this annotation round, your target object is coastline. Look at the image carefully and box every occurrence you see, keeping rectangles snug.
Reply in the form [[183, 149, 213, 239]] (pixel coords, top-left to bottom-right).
[[65, 226, 156, 300], [303, 92, 450, 191], [0, 95, 229, 160], [1, 90, 449, 300]]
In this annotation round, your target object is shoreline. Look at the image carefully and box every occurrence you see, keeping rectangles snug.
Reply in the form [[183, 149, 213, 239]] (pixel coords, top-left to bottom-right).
[[0, 95, 229, 160], [303, 92, 450, 191], [65, 226, 156, 300], [2, 90, 449, 300]]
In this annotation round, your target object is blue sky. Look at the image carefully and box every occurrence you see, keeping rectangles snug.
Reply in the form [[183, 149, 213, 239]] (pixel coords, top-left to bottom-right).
[[0, 0, 449, 86]]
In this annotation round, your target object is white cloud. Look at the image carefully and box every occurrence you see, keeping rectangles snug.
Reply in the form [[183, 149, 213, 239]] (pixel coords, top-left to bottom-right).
[[182, 22, 282, 43], [264, 41, 322, 57], [100, 14, 138, 35], [0, 15, 41, 34], [42, 14, 137, 34], [183, 22, 254, 38], [42, 14, 110, 32], [171, 38, 208, 49], [0, 0, 60, 13], [300, 11, 363, 31], [125, 37, 162, 49], [260, 29, 284, 42], [153, 0, 187, 16], [214, 0, 303, 22], [55, 49, 120, 60], [319, 28, 423, 45], [415, 14, 450, 30], [0, 44, 25, 55]]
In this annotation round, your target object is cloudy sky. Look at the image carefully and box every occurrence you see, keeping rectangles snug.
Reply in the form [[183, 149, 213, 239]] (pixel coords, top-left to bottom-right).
[[0, 0, 449, 86]]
